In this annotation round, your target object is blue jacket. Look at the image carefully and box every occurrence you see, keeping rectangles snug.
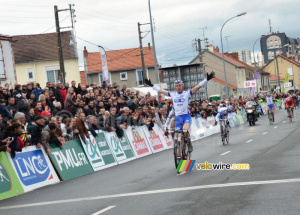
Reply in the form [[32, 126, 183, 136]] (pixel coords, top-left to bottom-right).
[[0, 105, 13, 119], [32, 88, 44, 100]]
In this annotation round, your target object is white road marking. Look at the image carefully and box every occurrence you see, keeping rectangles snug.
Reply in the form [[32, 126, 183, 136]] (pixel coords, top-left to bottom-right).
[[246, 139, 253, 143], [177, 172, 186, 176], [274, 126, 278, 129], [2, 178, 300, 210], [282, 121, 286, 124], [220, 151, 231, 156], [91, 206, 115, 215], [262, 132, 268, 135]]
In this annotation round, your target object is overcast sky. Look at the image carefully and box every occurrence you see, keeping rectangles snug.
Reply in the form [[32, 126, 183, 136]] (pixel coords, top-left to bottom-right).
[[1, 0, 299, 67]]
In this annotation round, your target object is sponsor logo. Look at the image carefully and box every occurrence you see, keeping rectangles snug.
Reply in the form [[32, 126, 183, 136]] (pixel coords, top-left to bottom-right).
[[13, 150, 51, 186], [174, 98, 185, 103], [0, 162, 11, 193], [52, 149, 89, 171], [133, 139, 149, 155], [110, 134, 125, 157], [149, 135, 163, 151]]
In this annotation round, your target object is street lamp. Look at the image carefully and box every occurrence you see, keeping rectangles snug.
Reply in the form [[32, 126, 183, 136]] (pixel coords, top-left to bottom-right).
[[148, 0, 159, 86], [220, 12, 247, 98]]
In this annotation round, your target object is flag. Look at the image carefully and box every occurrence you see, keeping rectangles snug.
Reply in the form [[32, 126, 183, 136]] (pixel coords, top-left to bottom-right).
[[250, 71, 260, 96], [98, 46, 110, 83]]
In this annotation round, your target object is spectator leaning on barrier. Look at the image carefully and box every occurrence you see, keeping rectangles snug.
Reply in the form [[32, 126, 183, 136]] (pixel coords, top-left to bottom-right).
[[76, 112, 89, 142], [41, 123, 64, 154], [4, 122, 24, 158], [28, 115, 45, 149], [14, 112, 31, 147], [86, 115, 98, 137]]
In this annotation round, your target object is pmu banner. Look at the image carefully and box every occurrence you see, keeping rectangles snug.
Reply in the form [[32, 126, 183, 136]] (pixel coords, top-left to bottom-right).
[[99, 46, 110, 83], [79, 132, 117, 172], [0, 152, 24, 200], [141, 125, 165, 153], [103, 131, 136, 164], [124, 126, 152, 158], [49, 140, 94, 181], [8, 146, 59, 192]]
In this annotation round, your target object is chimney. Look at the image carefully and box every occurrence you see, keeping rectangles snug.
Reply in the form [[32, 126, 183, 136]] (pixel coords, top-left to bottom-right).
[[288, 56, 296, 62], [226, 52, 239, 60], [148, 43, 151, 50], [214, 46, 219, 53], [83, 46, 88, 57]]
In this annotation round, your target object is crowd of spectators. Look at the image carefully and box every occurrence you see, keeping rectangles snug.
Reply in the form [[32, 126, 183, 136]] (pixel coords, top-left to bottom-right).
[[0, 80, 299, 158]]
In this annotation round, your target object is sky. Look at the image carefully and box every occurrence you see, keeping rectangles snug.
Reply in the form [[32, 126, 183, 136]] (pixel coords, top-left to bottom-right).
[[0, 0, 299, 67]]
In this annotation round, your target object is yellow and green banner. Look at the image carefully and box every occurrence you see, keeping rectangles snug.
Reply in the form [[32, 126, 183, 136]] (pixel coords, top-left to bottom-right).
[[0, 152, 24, 200]]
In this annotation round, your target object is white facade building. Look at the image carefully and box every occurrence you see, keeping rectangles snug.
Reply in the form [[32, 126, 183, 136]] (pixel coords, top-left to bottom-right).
[[0, 35, 16, 87]]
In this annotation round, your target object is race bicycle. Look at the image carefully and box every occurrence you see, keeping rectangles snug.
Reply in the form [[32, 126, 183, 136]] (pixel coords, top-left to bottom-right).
[[286, 106, 293, 123], [173, 130, 191, 171], [220, 118, 229, 145], [268, 111, 274, 125]]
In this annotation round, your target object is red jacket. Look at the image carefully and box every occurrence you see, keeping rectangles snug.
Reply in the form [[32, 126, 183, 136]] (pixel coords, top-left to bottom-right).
[[284, 97, 294, 107], [59, 88, 67, 102]]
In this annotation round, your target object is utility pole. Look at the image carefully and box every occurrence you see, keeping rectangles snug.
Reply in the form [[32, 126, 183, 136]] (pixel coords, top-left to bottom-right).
[[54, 5, 75, 85], [138, 22, 148, 85], [275, 54, 281, 92], [197, 39, 203, 62], [54, 5, 65, 84]]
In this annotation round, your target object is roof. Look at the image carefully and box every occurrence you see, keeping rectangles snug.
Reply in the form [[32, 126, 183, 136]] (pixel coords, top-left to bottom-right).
[[262, 54, 300, 70], [211, 77, 237, 90], [269, 73, 284, 81], [0, 34, 12, 41], [85, 47, 155, 73], [12, 31, 77, 64], [160, 63, 204, 70]]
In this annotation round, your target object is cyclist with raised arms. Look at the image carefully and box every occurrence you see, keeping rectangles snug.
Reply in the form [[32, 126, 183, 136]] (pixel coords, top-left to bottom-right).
[[144, 71, 215, 154], [266, 92, 275, 122]]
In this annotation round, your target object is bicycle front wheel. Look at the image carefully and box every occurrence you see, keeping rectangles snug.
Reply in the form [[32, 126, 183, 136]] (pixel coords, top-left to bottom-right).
[[173, 140, 181, 169], [225, 126, 229, 144]]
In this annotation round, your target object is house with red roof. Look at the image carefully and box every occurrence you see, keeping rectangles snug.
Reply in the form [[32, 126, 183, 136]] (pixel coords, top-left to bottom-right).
[[262, 54, 300, 91], [83, 46, 156, 88]]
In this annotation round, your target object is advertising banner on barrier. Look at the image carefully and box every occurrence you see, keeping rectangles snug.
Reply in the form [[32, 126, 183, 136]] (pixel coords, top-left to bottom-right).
[[141, 125, 165, 153], [125, 126, 152, 158], [49, 140, 94, 181], [8, 146, 59, 192], [80, 132, 118, 171], [153, 124, 173, 149], [103, 131, 136, 164], [190, 117, 205, 141], [0, 152, 24, 200]]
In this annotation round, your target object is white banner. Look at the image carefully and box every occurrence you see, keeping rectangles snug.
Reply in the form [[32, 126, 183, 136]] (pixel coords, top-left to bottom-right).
[[99, 46, 110, 83], [244, 80, 256, 88], [124, 126, 152, 158], [153, 124, 173, 149], [8, 146, 59, 192]]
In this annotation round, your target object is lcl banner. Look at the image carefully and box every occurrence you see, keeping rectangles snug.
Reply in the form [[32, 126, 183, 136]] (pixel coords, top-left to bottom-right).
[[8, 146, 59, 192]]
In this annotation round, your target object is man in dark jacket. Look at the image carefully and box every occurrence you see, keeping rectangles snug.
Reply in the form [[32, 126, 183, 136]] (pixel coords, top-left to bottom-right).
[[64, 88, 76, 115], [84, 100, 95, 116], [28, 115, 45, 148], [0, 99, 13, 122]]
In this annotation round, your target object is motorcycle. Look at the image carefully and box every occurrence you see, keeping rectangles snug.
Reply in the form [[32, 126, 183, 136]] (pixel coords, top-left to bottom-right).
[[246, 104, 256, 126]]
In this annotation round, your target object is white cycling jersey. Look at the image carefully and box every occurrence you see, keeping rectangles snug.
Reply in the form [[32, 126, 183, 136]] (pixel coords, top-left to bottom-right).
[[168, 90, 192, 116], [266, 95, 273, 105], [164, 109, 175, 129], [218, 107, 228, 115]]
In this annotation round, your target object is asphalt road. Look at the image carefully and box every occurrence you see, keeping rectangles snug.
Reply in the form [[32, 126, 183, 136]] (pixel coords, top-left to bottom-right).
[[1, 109, 300, 215]]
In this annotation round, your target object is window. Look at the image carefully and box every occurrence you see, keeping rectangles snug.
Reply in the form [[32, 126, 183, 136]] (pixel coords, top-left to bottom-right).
[[45, 66, 60, 83], [120, 72, 128, 80], [0, 45, 5, 79], [27, 68, 35, 81], [136, 69, 149, 86]]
